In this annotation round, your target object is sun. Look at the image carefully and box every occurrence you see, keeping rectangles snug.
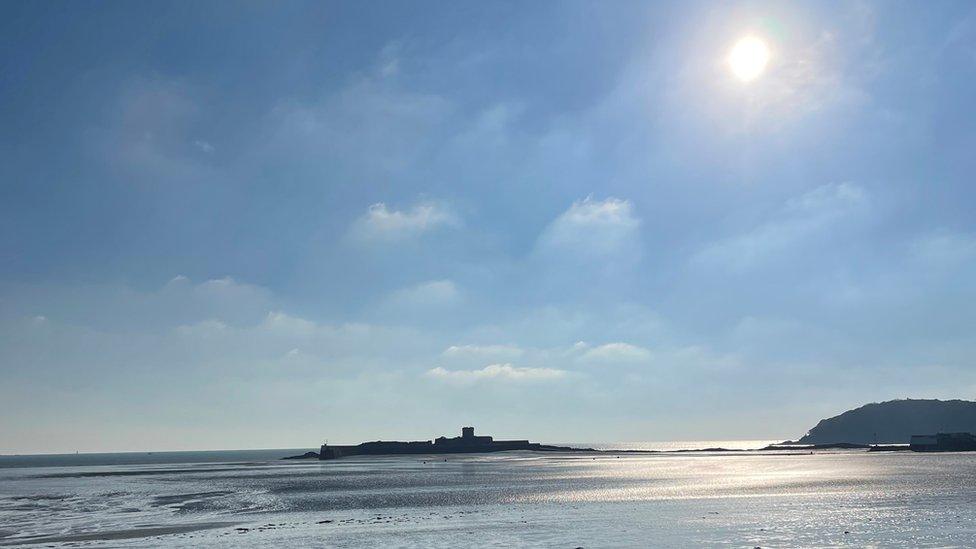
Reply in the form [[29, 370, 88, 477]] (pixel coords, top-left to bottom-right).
[[728, 36, 770, 82]]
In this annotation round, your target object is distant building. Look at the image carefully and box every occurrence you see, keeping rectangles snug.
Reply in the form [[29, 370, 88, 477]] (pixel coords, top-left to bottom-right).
[[318, 426, 562, 460], [909, 432, 976, 452], [434, 426, 495, 447]]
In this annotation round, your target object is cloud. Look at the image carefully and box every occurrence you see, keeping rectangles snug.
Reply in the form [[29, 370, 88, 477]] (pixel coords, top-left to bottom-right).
[[538, 196, 640, 257], [783, 182, 867, 216], [264, 72, 452, 178], [377, 41, 402, 78], [15, 274, 276, 332], [260, 310, 319, 337], [388, 279, 460, 308], [175, 318, 229, 337], [694, 182, 868, 271], [426, 363, 567, 383], [579, 342, 652, 363], [193, 140, 214, 153], [442, 344, 524, 362], [350, 201, 458, 242], [167, 275, 275, 325]]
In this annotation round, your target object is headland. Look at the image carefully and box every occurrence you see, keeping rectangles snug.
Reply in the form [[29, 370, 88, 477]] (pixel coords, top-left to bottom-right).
[[794, 399, 976, 444]]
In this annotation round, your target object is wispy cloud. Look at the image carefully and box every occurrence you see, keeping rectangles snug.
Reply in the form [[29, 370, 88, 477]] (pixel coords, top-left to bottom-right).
[[538, 196, 640, 257], [694, 183, 868, 271], [387, 279, 460, 308], [426, 363, 567, 383], [442, 344, 524, 361], [193, 140, 214, 153], [349, 201, 458, 242], [579, 342, 652, 363]]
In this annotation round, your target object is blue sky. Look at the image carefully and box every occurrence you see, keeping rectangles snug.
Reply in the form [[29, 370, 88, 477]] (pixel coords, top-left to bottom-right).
[[2, 1, 976, 453]]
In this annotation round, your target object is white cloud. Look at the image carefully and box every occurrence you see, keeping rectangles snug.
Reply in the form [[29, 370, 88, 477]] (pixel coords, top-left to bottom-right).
[[442, 344, 524, 361], [178, 276, 275, 325], [176, 319, 228, 337], [388, 279, 460, 308], [579, 342, 652, 363], [538, 196, 640, 256], [350, 201, 458, 242], [426, 363, 567, 383], [783, 182, 866, 216], [261, 310, 318, 336]]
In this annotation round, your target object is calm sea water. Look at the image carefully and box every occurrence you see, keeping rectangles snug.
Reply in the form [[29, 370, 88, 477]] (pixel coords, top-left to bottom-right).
[[2, 443, 976, 547]]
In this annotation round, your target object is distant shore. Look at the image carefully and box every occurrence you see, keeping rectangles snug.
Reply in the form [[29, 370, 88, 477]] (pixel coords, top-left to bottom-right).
[[2, 441, 917, 469], [283, 441, 909, 460]]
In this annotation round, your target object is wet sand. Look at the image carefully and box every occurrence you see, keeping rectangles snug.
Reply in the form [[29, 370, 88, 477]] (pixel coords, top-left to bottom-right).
[[0, 522, 237, 546], [4, 449, 976, 547]]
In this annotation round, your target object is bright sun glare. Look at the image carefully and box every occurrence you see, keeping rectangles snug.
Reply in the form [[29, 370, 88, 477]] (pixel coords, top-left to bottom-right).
[[728, 36, 770, 82]]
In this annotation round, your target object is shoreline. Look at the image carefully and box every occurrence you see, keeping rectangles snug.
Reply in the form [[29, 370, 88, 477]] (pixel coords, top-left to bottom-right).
[[283, 442, 912, 461]]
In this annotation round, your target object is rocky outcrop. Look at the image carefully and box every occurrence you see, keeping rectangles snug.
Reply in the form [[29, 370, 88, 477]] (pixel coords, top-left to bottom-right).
[[797, 399, 976, 444], [282, 451, 319, 460]]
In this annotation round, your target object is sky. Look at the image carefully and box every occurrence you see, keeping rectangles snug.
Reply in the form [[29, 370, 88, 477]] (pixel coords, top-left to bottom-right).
[[2, 1, 976, 453]]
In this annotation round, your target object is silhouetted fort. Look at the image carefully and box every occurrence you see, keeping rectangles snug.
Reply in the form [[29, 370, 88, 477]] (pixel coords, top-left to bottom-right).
[[319, 426, 572, 460]]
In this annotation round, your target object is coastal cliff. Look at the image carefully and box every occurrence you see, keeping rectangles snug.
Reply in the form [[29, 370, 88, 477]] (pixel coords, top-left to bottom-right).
[[797, 399, 976, 444]]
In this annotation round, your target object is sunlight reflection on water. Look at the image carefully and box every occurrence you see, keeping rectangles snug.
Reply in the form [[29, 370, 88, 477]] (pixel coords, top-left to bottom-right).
[[2, 449, 976, 547]]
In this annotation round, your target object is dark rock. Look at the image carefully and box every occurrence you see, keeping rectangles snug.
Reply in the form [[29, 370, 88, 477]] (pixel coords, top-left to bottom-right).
[[282, 451, 319, 460]]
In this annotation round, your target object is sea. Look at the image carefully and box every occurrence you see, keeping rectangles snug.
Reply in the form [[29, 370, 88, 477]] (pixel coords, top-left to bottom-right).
[[2, 441, 976, 547]]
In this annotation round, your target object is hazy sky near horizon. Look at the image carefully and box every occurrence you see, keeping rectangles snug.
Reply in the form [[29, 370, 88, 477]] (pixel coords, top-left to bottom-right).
[[2, 1, 976, 453]]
